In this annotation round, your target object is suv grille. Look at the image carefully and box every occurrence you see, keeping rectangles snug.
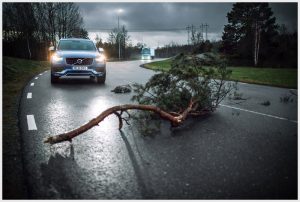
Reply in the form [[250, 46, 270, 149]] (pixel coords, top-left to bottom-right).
[[66, 58, 93, 65]]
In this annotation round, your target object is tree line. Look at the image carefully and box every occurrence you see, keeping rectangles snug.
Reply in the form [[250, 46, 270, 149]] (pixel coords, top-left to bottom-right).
[[3, 2, 297, 68], [94, 27, 142, 60], [155, 40, 218, 58], [3, 3, 88, 60], [155, 3, 297, 68]]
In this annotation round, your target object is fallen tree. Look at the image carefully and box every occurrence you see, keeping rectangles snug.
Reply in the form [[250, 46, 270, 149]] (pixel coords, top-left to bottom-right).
[[44, 53, 235, 145]]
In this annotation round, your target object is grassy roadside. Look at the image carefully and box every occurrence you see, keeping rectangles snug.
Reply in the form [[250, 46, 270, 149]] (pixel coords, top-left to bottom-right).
[[143, 59, 297, 89], [106, 56, 141, 62], [3, 56, 50, 199]]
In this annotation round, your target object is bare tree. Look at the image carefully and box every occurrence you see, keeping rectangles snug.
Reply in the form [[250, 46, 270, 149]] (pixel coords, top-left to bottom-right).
[[108, 26, 130, 59], [3, 3, 36, 59], [95, 34, 103, 48], [3, 2, 88, 60]]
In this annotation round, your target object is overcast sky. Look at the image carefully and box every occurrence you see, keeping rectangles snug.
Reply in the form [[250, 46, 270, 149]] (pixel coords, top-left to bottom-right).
[[77, 2, 297, 47]]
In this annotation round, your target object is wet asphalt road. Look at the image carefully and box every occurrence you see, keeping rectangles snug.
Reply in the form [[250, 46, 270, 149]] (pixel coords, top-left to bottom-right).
[[19, 59, 297, 199]]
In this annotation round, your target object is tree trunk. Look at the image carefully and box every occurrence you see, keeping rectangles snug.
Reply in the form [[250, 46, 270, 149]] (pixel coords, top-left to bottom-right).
[[253, 21, 261, 67], [254, 22, 258, 66], [27, 37, 32, 59], [256, 26, 261, 67]]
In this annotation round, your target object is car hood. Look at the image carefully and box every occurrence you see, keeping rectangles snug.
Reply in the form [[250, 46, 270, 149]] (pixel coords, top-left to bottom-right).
[[56, 51, 99, 58]]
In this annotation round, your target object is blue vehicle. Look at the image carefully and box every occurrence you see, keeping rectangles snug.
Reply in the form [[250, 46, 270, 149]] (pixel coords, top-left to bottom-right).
[[141, 47, 155, 60], [49, 38, 106, 84]]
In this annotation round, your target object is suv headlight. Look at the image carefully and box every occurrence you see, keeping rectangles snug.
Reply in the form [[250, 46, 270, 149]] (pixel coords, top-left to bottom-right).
[[52, 54, 63, 63], [95, 54, 106, 63]]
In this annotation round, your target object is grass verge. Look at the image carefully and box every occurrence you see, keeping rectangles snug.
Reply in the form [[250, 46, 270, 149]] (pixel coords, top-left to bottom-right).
[[3, 57, 50, 198], [143, 59, 297, 89]]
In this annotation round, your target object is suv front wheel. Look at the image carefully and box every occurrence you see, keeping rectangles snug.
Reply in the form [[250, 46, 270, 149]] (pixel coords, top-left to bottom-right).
[[96, 73, 106, 84], [51, 74, 59, 84]]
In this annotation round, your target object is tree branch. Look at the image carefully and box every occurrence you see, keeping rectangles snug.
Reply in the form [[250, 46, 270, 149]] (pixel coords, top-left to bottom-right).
[[44, 103, 200, 145], [114, 112, 123, 130]]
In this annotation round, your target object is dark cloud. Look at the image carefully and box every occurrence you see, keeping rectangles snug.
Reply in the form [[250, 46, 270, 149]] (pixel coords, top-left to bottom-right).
[[78, 3, 233, 33], [77, 2, 297, 46], [270, 3, 297, 32], [78, 2, 297, 31]]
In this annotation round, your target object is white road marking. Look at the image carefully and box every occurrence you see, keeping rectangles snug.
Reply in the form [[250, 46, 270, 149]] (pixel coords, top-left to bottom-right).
[[39, 73, 43, 76], [26, 115, 37, 130], [35, 77, 38, 79], [44, 70, 48, 73], [27, 92, 32, 99], [30, 82, 34, 86], [219, 104, 297, 123]]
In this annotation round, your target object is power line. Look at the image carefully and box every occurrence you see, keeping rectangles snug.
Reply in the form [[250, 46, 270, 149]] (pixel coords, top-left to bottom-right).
[[85, 27, 205, 32], [185, 23, 209, 44], [88, 25, 210, 43], [200, 24, 203, 40], [204, 23, 209, 41]]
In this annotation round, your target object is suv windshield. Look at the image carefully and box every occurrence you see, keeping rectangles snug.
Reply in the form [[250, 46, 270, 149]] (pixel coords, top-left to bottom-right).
[[58, 40, 96, 51]]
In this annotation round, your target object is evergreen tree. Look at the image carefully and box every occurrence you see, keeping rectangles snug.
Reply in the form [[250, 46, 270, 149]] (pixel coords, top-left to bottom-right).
[[221, 3, 278, 66]]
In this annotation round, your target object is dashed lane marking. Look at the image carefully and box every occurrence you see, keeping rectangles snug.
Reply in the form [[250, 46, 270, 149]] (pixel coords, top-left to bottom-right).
[[35, 77, 38, 79], [30, 82, 34, 86], [220, 104, 297, 123], [27, 92, 32, 99], [39, 73, 43, 76], [26, 115, 37, 130]]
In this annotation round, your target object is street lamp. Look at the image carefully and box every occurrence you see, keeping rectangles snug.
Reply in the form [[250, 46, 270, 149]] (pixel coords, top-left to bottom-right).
[[117, 9, 123, 60]]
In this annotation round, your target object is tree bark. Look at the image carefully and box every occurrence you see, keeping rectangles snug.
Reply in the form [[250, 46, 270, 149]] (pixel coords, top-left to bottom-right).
[[44, 101, 204, 145], [26, 37, 32, 59], [256, 26, 261, 66], [254, 22, 258, 66], [254, 21, 261, 67]]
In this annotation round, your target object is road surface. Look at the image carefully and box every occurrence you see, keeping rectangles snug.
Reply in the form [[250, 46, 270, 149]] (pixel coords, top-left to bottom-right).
[[18, 59, 297, 199]]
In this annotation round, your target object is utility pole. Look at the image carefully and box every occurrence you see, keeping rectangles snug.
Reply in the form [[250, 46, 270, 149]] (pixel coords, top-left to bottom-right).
[[117, 9, 123, 60], [200, 24, 204, 42], [204, 23, 209, 41], [191, 24, 195, 45], [118, 15, 120, 60], [186, 25, 191, 45]]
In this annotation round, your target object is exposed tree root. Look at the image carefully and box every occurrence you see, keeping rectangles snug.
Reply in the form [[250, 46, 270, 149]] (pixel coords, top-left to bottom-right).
[[44, 101, 211, 145]]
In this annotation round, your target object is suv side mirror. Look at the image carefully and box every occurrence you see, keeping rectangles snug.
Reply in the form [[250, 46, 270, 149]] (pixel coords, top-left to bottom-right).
[[49, 46, 55, 51], [98, 48, 104, 53]]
